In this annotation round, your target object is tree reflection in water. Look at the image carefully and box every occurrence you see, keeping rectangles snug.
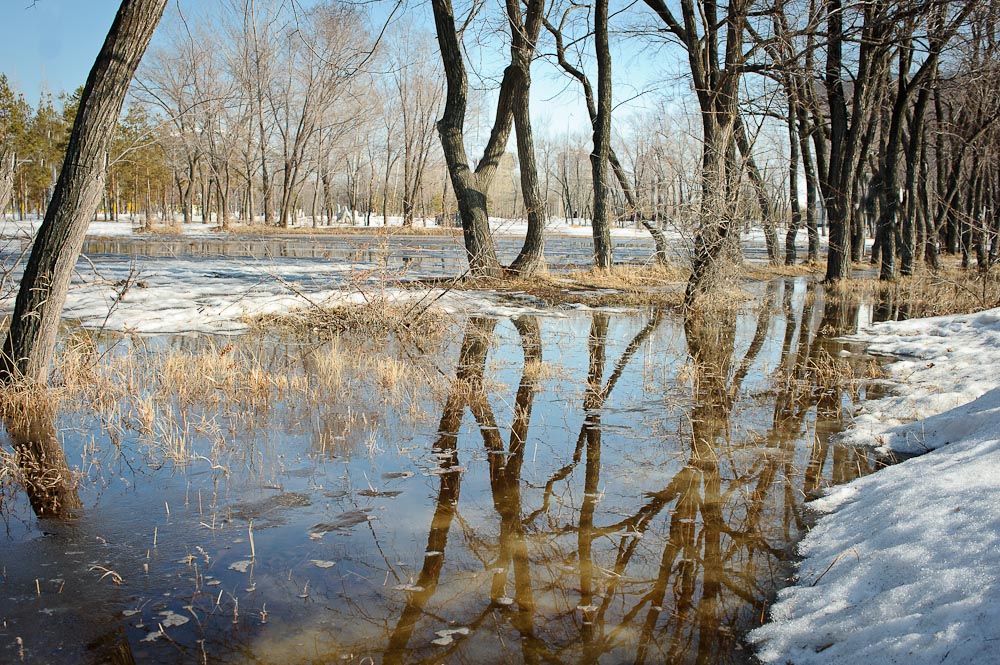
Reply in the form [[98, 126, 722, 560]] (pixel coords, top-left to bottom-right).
[[0, 279, 884, 664], [379, 282, 880, 664], [5, 405, 82, 519]]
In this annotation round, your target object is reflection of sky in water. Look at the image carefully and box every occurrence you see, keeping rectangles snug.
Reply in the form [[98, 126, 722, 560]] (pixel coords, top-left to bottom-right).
[[81, 234, 664, 276], [0, 280, 882, 664]]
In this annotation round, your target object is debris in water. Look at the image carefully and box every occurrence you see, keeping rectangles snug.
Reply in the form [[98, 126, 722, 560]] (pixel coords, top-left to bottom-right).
[[435, 627, 470, 638], [158, 611, 189, 627], [311, 560, 336, 569], [393, 583, 426, 593], [228, 560, 252, 573]]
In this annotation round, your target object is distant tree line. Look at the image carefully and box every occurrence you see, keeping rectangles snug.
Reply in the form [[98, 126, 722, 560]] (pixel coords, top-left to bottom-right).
[[2, 0, 1000, 385]]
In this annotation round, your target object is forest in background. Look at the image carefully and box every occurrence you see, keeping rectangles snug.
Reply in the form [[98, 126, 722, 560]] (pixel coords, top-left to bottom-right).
[[1, 0, 998, 285]]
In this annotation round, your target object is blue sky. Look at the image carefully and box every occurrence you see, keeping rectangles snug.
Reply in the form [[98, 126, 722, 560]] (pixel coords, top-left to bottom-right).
[[0, 0, 676, 137], [0, 0, 124, 103]]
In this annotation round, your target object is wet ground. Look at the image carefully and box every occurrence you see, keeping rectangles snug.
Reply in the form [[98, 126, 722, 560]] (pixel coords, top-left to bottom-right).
[[0, 274, 889, 664]]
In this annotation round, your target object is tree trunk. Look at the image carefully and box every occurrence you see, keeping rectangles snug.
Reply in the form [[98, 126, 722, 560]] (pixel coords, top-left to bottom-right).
[[1, 0, 167, 386], [785, 100, 802, 266], [0, 151, 15, 216], [735, 117, 779, 264], [506, 0, 547, 276], [430, 0, 506, 277], [507, 68, 547, 275], [589, 0, 613, 269]]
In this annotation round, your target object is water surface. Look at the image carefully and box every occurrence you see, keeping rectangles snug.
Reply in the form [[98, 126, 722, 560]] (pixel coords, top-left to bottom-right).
[[0, 279, 882, 664]]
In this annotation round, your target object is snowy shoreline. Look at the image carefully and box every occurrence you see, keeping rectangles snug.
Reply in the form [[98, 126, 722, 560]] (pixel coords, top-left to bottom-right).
[[750, 308, 1000, 664]]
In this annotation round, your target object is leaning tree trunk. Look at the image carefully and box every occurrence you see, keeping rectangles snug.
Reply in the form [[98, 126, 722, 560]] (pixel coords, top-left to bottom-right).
[[1, 0, 167, 386]]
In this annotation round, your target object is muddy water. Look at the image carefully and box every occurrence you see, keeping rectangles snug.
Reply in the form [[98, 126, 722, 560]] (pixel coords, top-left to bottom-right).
[[0, 279, 882, 664]]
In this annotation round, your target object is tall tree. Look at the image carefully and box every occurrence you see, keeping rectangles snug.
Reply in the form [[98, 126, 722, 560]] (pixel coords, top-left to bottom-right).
[[590, 0, 614, 269], [389, 30, 444, 227], [0, 75, 30, 216], [269, 3, 370, 227], [872, 1, 973, 280], [1, 0, 168, 386], [643, 0, 755, 306], [430, 0, 548, 277]]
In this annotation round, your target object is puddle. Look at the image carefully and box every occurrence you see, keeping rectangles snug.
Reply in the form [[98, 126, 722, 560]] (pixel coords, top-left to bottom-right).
[[0, 278, 884, 664]]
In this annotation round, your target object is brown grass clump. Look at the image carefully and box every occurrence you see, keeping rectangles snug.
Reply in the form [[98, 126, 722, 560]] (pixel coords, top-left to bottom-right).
[[248, 298, 442, 339], [563, 263, 688, 288], [878, 265, 1000, 317], [134, 220, 185, 235], [822, 261, 999, 319], [418, 265, 689, 308], [744, 260, 822, 280]]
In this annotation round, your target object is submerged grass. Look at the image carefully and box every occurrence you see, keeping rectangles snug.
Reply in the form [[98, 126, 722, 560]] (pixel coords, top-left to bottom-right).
[[824, 260, 1000, 318], [0, 320, 446, 478]]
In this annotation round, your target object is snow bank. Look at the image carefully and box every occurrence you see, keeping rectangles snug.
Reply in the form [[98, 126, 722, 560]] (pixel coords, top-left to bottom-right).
[[750, 307, 1000, 664]]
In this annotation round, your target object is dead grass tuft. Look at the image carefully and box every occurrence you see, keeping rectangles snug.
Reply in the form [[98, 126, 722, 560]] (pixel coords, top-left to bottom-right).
[[744, 261, 822, 280], [423, 265, 688, 309], [135, 220, 185, 235], [249, 298, 441, 339]]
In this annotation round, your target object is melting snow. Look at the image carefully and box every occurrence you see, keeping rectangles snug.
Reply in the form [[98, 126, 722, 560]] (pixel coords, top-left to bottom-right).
[[751, 307, 1000, 664]]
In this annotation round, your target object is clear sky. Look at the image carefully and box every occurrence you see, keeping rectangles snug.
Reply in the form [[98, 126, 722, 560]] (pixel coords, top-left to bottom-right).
[[0, 0, 124, 103], [0, 0, 682, 139]]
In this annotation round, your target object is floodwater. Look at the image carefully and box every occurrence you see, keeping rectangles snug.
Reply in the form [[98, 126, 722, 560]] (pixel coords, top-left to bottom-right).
[[81, 233, 663, 276], [0, 278, 885, 664]]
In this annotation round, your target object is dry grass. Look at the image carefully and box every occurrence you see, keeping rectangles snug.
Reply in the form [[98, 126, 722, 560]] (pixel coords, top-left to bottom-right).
[[417, 265, 689, 308], [880, 266, 1000, 317], [743, 260, 823, 280], [563, 263, 688, 288], [248, 298, 442, 339], [134, 220, 185, 235], [822, 262, 1000, 319], [0, 318, 446, 474]]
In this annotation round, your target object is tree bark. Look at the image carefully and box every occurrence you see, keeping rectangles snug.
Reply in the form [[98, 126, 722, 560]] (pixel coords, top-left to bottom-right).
[[589, 0, 613, 269], [1, 0, 167, 385], [506, 0, 547, 276]]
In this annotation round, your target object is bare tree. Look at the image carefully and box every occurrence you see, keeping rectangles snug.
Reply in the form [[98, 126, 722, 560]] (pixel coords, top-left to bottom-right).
[[643, 0, 756, 306], [266, 2, 371, 227], [430, 0, 548, 277], [544, 9, 671, 266], [136, 15, 206, 224], [388, 29, 445, 227], [238, 0, 279, 224]]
